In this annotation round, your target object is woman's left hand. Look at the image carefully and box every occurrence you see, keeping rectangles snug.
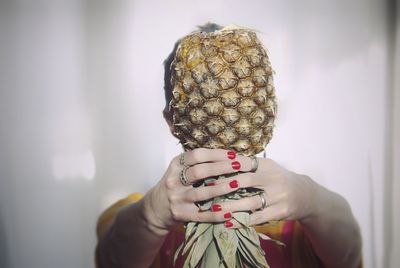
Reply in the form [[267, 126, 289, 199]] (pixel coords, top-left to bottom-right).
[[210, 157, 320, 227]]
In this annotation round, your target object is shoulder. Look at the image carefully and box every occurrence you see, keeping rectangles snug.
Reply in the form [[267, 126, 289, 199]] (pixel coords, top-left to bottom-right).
[[256, 221, 326, 268], [96, 192, 144, 238]]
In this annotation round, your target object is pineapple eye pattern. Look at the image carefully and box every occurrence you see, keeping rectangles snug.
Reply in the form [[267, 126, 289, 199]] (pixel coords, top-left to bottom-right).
[[170, 28, 276, 156]]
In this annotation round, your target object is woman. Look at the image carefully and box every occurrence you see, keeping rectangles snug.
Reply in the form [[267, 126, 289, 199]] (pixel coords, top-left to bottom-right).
[[96, 24, 362, 268]]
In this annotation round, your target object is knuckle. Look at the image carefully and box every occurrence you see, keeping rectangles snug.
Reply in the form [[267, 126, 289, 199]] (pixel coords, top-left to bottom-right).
[[195, 147, 207, 155], [165, 176, 175, 190], [171, 193, 180, 203], [190, 151, 200, 163], [189, 166, 203, 180], [191, 148, 206, 162], [167, 193, 179, 206]]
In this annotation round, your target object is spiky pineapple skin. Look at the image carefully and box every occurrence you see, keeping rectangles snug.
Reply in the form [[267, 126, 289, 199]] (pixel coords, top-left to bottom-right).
[[170, 27, 277, 156]]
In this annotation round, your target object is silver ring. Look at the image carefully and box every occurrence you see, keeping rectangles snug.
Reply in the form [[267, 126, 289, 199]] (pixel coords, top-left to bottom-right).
[[257, 192, 267, 210], [180, 166, 192, 186], [250, 156, 259, 173]]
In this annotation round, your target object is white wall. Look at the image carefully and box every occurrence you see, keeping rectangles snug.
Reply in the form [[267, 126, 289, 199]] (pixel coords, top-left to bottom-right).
[[0, 0, 394, 267], [0, 1, 95, 268]]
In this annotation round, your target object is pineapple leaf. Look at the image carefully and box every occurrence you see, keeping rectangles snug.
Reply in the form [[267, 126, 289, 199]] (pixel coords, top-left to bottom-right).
[[237, 239, 262, 268], [237, 235, 269, 268], [237, 228, 268, 267], [189, 225, 213, 268], [201, 239, 220, 268], [182, 223, 211, 256], [185, 222, 197, 241], [233, 211, 250, 227], [258, 232, 286, 246], [174, 241, 185, 265], [213, 223, 238, 268]]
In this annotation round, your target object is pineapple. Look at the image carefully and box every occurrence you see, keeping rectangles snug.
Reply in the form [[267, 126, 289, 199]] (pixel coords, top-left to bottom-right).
[[169, 24, 276, 156], [168, 24, 279, 268]]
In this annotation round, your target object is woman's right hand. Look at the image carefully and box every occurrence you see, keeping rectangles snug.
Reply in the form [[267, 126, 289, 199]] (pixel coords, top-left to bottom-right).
[[141, 148, 254, 236]]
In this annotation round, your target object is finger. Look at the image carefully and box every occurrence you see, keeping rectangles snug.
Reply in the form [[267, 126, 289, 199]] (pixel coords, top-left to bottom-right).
[[172, 201, 234, 223], [217, 194, 272, 212], [228, 208, 282, 228], [249, 204, 288, 226], [185, 177, 242, 202], [234, 155, 258, 172], [185, 210, 234, 223], [207, 170, 281, 190], [184, 160, 243, 184], [182, 148, 237, 166], [206, 172, 258, 188], [223, 218, 243, 229]]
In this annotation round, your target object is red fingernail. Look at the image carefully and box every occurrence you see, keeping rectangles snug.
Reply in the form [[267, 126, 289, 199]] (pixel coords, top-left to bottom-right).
[[231, 161, 241, 170], [224, 221, 233, 228], [207, 182, 216, 186], [229, 180, 239, 189], [212, 204, 221, 212], [227, 151, 236, 159], [224, 212, 232, 219]]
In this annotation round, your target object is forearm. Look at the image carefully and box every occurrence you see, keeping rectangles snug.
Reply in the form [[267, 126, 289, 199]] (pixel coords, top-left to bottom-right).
[[300, 182, 362, 268], [97, 195, 168, 268]]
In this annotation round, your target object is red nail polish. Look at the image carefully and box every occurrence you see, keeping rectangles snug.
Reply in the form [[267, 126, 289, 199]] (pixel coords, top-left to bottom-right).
[[227, 151, 236, 159], [224, 221, 233, 228], [212, 204, 221, 212], [231, 161, 241, 170], [224, 212, 232, 219], [229, 180, 239, 189], [207, 182, 216, 186]]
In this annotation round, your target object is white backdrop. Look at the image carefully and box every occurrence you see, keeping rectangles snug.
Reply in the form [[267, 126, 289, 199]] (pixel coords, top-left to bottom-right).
[[0, 0, 397, 268]]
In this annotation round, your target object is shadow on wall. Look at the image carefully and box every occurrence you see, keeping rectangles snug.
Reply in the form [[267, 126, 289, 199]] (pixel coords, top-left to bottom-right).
[[0, 208, 9, 268]]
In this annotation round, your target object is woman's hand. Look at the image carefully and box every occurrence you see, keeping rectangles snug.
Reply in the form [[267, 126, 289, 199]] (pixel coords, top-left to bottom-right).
[[200, 157, 320, 228], [142, 148, 258, 236]]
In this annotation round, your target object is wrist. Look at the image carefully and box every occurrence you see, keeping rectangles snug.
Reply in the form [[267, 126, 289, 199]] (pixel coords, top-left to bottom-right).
[[300, 176, 325, 223], [141, 187, 171, 237]]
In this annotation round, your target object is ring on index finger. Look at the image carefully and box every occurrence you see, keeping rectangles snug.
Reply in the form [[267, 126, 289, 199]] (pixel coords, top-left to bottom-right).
[[179, 166, 192, 186], [249, 156, 259, 173]]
